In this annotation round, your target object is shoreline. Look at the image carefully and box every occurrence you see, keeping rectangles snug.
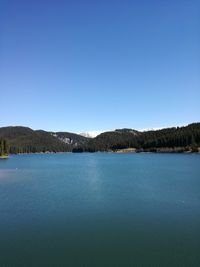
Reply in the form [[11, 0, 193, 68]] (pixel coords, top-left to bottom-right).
[[6, 148, 200, 156], [0, 155, 9, 159]]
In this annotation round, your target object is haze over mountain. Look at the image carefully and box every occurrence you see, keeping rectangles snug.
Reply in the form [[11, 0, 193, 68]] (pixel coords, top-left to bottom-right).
[[79, 131, 109, 138]]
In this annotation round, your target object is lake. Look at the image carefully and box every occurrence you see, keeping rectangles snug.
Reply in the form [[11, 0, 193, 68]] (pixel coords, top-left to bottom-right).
[[0, 153, 200, 266]]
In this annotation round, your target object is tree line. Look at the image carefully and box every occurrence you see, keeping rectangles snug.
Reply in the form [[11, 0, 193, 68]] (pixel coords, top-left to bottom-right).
[[73, 123, 200, 152], [0, 123, 200, 155], [0, 139, 9, 157], [0, 127, 72, 154]]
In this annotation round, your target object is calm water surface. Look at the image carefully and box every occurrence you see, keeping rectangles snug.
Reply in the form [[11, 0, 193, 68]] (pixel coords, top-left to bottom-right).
[[0, 153, 200, 266]]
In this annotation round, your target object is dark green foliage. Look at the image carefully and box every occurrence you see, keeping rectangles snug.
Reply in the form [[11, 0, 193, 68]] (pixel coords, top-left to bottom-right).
[[0, 127, 71, 154], [73, 123, 200, 152], [141, 123, 200, 150], [0, 127, 91, 154], [0, 138, 9, 156], [0, 123, 200, 154]]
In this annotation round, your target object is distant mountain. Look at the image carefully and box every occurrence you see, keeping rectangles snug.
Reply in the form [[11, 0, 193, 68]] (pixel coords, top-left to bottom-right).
[[79, 131, 106, 138], [0, 123, 200, 154], [74, 129, 141, 152], [73, 123, 200, 153]]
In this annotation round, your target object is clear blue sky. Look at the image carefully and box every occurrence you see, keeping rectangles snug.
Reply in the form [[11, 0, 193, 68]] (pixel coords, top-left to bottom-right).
[[0, 0, 199, 132]]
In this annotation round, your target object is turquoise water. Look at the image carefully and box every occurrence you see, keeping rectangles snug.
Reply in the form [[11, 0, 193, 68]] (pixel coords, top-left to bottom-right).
[[0, 153, 200, 266]]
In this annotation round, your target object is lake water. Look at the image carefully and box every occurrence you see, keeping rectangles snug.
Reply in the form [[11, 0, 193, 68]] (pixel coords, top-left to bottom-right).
[[0, 153, 200, 266]]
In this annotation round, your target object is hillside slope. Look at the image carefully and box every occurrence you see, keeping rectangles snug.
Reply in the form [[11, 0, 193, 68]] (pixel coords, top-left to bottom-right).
[[1, 123, 200, 154], [73, 123, 200, 152], [0, 127, 88, 153]]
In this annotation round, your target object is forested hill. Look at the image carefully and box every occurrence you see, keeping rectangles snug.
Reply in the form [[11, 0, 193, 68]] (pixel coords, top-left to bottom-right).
[[73, 123, 200, 152], [0, 126, 89, 154], [0, 123, 200, 154]]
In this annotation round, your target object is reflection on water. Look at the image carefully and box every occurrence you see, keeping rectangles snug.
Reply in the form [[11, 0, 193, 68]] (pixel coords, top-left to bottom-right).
[[85, 155, 103, 200], [0, 169, 18, 180]]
